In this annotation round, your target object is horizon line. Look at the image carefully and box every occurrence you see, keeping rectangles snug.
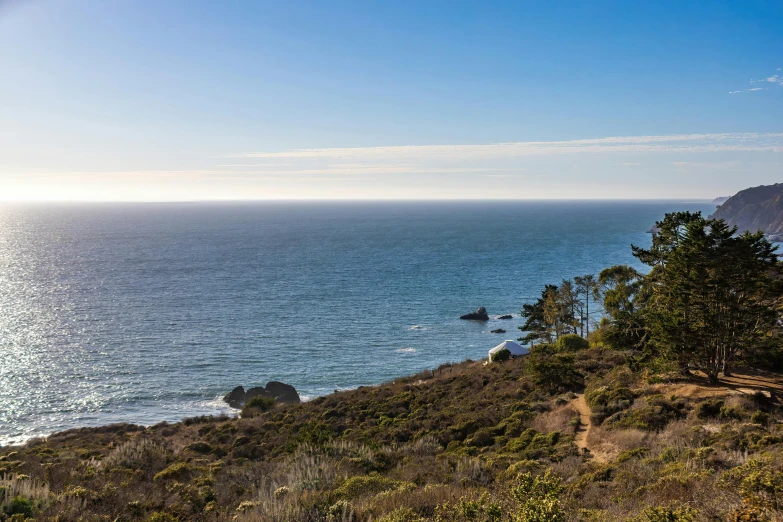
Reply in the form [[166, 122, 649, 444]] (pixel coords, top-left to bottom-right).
[[0, 197, 716, 204]]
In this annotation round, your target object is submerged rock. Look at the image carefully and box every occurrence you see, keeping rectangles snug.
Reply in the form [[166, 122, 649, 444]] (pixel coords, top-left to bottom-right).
[[460, 307, 489, 321], [224, 386, 246, 408], [491, 328, 506, 334], [498, 315, 513, 320]]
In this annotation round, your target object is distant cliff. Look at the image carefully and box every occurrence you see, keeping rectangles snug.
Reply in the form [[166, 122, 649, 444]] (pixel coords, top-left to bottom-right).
[[711, 183, 783, 236]]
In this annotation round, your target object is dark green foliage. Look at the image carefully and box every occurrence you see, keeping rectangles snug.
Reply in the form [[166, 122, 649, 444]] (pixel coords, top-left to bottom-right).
[[5, 495, 34, 516], [597, 264, 648, 351], [524, 353, 583, 392], [633, 212, 782, 382], [695, 399, 724, 419], [241, 396, 276, 417], [519, 284, 561, 345], [490, 348, 511, 363], [752, 411, 770, 426]]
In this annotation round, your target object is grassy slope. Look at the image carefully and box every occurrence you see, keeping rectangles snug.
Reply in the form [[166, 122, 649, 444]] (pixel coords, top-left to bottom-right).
[[2, 346, 783, 521]]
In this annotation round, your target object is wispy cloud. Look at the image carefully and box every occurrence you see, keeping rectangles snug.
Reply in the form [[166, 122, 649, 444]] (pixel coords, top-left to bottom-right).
[[733, 68, 783, 93], [6, 133, 780, 201], [239, 133, 783, 161]]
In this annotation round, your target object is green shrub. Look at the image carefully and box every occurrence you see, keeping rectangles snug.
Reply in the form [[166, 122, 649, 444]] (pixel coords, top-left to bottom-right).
[[554, 334, 589, 352], [295, 422, 334, 446], [435, 494, 502, 522], [751, 411, 770, 426], [148, 512, 179, 522], [153, 461, 192, 482], [719, 405, 743, 421], [5, 495, 34, 517], [335, 474, 410, 500], [511, 471, 565, 522], [617, 447, 648, 463], [608, 395, 685, 431], [241, 396, 276, 417], [524, 354, 582, 392], [720, 458, 783, 510], [585, 385, 634, 423], [695, 399, 723, 419], [529, 343, 554, 355], [642, 504, 697, 522], [467, 428, 496, 447], [490, 348, 511, 363]]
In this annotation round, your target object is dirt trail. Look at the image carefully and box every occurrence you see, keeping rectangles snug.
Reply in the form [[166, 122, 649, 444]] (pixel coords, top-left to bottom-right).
[[572, 393, 608, 464], [663, 369, 783, 401]]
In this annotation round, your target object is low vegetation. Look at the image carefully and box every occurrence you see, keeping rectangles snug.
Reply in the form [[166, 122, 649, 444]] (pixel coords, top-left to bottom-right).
[[3, 346, 783, 521]]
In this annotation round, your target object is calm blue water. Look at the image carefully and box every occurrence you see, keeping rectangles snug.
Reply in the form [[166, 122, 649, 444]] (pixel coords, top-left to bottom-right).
[[0, 201, 715, 445]]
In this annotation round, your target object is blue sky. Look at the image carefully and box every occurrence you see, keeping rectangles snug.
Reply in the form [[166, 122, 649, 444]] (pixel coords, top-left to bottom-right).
[[1, 0, 781, 200]]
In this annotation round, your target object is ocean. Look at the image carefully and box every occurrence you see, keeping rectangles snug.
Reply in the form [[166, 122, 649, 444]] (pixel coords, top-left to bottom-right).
[[0, 200, 716, 445]]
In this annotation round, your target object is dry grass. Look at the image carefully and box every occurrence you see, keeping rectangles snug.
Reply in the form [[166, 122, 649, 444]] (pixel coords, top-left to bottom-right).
[[0, 475, 50, 511], [528, 404, 577, 434], [95, 437, 168, 471]]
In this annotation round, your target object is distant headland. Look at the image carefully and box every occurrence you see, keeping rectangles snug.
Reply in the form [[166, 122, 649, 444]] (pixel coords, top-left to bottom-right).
[[710, 183, 783, 241]]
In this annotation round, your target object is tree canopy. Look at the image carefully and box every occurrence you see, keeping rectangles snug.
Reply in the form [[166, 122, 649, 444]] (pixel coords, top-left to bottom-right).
[[519, 211, 782, 382]]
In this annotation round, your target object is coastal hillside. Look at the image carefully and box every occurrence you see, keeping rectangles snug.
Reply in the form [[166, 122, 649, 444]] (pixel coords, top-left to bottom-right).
[[711, 183, 783, 236], [2, 349, 783, 521]]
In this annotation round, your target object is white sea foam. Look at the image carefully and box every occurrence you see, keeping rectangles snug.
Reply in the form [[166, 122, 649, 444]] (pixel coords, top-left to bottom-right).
[[397, 347, 417, 353]]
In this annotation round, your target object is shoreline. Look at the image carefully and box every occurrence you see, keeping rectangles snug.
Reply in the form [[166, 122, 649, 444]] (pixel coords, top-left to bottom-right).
[[0, 361, 468, 448]]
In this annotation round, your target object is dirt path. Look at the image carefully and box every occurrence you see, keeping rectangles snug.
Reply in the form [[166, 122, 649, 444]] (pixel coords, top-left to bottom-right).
[[572, 393, 607, 463], [662, 368, 783, 401]]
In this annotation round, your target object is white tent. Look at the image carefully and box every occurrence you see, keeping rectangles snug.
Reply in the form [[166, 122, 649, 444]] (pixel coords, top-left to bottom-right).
[[488, 340, 529, 361]]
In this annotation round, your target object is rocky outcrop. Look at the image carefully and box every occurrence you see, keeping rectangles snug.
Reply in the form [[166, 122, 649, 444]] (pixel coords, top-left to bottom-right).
[[710, 183, 783, 236], [223, 381, 300, 408], [224, 387, 246, 408], [498, 315, 513, 320], [460, 307, 489, 321], [491, 328, 506, 334], [265, 381, 301, 404]]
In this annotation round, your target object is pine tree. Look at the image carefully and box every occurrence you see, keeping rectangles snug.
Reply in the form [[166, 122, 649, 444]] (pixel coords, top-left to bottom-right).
[[634, 212, 782, 382]]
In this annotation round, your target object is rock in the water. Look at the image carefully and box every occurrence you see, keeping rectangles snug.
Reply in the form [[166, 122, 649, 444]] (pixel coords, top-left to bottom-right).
[[246, 386, 273, 401], [460, 307, 489, 321], [223, 382, 301, 408], [498, 315, 513, 320], [224, 386, 246, 408], [491, 328, 506, 334], [266, 381, 301, 404]]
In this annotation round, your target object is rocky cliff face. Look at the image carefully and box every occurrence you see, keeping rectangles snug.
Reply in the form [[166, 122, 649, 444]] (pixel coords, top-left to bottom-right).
[[711, 183, 783, 236]]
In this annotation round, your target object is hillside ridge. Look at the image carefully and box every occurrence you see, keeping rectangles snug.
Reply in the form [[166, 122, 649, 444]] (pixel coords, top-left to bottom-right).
[[711, 183, 783, 237]]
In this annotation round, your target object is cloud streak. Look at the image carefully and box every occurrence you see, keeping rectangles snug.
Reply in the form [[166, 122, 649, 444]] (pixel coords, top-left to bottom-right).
[[240, 133, 783, 161]]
